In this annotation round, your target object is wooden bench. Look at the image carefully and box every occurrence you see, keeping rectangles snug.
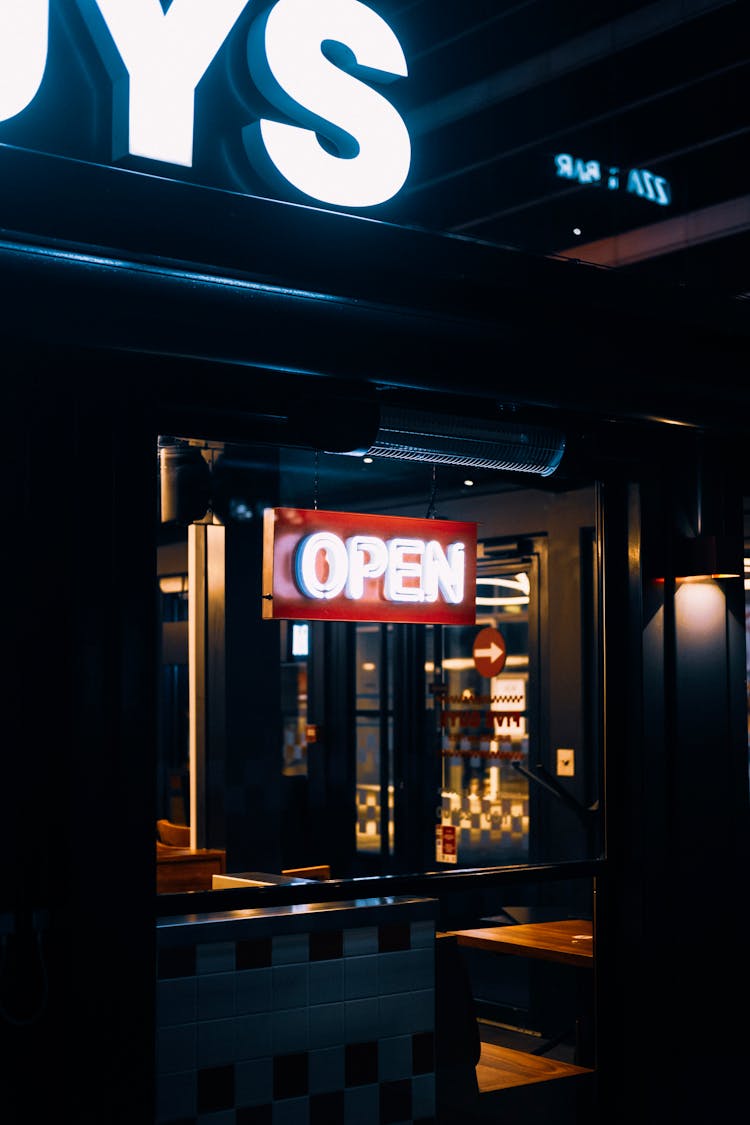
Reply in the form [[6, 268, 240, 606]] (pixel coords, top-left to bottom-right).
[[476, 1039, 593, 1093]]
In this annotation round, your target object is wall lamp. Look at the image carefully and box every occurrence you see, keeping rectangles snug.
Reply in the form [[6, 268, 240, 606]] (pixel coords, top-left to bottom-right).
[[329, 404, 566, 476], [652, 534, 743, 582], [672, 534, 743, 581]]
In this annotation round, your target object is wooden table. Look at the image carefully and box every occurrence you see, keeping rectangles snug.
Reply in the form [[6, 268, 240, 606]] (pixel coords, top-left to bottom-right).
[[448, 918, 593, 969], [447, 918, 594, 1067], [156, 843, 226, 893]]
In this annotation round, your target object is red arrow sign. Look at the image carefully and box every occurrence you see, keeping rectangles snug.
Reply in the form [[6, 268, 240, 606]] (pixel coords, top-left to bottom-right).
[[472, 626, 507, 677]]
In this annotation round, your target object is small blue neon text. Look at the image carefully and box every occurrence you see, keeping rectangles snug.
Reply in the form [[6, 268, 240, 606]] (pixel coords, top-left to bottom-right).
[[554, 153, 671, 205]]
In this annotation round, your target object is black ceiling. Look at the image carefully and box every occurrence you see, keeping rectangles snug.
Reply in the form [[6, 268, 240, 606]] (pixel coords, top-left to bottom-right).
[[385, 0, 748, 300]]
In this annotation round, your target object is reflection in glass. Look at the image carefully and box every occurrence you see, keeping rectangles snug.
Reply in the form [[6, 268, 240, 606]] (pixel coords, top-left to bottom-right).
[[432, 569, 531, 866]]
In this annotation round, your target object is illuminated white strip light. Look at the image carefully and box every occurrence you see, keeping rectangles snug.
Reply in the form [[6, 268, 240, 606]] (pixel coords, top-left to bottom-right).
[[476, 573, 530, 606]]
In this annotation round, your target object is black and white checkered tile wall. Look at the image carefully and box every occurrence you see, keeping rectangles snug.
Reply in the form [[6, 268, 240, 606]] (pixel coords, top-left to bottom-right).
[[157, 917, 436, 1124]]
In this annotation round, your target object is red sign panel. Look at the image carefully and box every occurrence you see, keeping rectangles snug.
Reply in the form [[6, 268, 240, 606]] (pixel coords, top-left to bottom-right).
[[263, 507, 477, 624]]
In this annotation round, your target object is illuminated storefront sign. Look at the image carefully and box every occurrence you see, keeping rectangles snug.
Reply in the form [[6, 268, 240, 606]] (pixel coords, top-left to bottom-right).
[[554, 152, 671, 206], [263, 507, 477, 624], [0, 0, 411, 209]]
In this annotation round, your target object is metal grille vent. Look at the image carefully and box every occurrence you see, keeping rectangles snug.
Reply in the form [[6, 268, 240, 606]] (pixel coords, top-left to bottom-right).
[[360, 406, 566, 476]]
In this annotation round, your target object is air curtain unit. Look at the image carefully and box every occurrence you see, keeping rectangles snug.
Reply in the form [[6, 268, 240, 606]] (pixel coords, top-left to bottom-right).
[[331, 405, 566, 477]]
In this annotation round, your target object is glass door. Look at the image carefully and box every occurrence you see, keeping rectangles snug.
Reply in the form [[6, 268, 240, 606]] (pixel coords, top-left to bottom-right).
[[431, 549, 537, 868]]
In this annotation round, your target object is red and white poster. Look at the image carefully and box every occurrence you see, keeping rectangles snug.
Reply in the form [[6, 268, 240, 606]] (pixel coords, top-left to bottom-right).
[[436, 824, 457, 864]]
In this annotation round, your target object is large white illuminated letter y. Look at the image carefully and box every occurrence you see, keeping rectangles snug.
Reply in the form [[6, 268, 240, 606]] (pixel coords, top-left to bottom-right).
[[77, 0, 249, 166]]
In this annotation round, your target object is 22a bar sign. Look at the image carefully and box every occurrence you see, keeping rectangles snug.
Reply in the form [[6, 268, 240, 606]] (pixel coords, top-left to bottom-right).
[[263, 507, 477, 624]]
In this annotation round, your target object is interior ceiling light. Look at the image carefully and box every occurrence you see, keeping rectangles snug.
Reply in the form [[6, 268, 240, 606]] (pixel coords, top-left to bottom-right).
[[330, 405, 566, 476]]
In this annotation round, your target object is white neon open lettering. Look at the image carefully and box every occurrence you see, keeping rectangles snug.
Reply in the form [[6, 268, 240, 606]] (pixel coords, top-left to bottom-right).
[[245, 0, 410, 207], [344, 535, 388, 599], [384, 537, 424, 603], [423, 540, 465, 604], [295, 531, 349, 599], [77, 0, 249, 166], [0, 0, 48, 123], [294, 531, 466, 605]]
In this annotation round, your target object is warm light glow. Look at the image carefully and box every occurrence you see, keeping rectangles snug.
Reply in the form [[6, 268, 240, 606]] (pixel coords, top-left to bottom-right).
[[246, 0, 410, 206], [361, 661, 376, 671], [675, 580, 726, 636], [80, 0, 249, 166], [676, 573, 740, 583], [439, 653, 528, 672], [0, 0, 48, 122], [159, 574, 188, 594], [291, 622, 309, 656], [441, 657, 475, 671]]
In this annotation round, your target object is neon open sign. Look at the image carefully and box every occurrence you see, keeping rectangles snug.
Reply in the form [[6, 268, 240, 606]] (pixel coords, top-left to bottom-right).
[[0, 0, 411, 209], [263, 508, 478, 624]]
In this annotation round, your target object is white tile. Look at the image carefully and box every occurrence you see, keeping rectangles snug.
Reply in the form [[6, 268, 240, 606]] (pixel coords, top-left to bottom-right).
[[272, 964, 309, 1009], [236, 967, 272, 1014], [309, 960, 344, 1004], [235, 1056, 273, 1106], [309, 1002, 345, 1049], [410, 920, 435, 949], [344, 997, 379, 1043], [272, 1007, 309, 1053], [196, 1111, 235, 1125], [197, 1018, 235, 1067], [272, 933, 309, 965], [156, 1071, 196, 1122], [344, 1083, 379, 1125], [378, 1034, 412, 1081], [196, 941, 235, 975], [344, 955, 378, 1000], [343, 926, 378, 957], [308, 1046, 345, 1094], [412, 1072, 436, 1118], [157, 1023, 196, 1075], [272, 1096, 310, 1125], [235, 1012, 274, 1059], [379, 990, 434, 1036], [197, 972, 235, 1020], [157, 977, 196, 1027]]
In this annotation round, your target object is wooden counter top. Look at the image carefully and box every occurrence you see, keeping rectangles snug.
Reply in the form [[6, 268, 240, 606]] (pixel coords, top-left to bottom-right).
[[447, 918, 593, 969]]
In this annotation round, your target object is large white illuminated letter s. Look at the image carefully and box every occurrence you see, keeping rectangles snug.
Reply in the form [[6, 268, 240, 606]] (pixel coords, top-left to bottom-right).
[[77, 0, 249, 166], [245, 0, 411, 207], [0, 0, 48, 123]]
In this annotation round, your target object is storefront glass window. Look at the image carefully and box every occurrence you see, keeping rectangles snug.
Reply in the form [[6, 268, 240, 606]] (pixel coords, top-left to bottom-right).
[[431, 568, 532, 867], [355, 624, 395, 856]]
